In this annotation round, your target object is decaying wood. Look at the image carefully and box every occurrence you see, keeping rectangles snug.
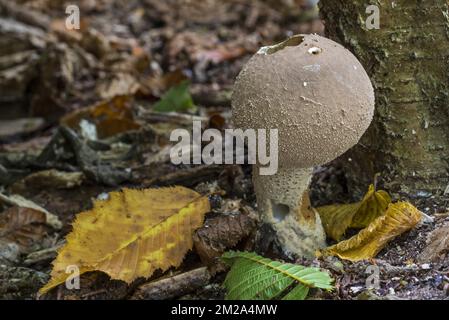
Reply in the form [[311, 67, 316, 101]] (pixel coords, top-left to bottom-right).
[[131, 267, 211, 300]]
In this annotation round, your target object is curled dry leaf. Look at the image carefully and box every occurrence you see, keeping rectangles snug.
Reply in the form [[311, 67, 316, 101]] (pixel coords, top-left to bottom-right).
[[39, 186, 210, 294], [317, 185, 391, 241], [324, 202, 422, 261]]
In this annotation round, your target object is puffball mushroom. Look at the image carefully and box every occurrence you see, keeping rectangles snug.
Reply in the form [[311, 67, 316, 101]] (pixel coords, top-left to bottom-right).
[[232, 34, 375, 257]]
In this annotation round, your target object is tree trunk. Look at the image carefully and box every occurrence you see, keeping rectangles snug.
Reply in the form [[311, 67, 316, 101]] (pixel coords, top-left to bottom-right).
[[319, 0, 449, 204]]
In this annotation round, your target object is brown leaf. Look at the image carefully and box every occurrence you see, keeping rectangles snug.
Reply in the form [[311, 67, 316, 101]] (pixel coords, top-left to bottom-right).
[[61, 95, 140, 138], [139, 69, 187, 97], [0, 118, 45, 140], [95, 73, 140, 100], [17, 169, 85, 190], [0, 193, 62, 230], [0, 206, 48, 252], [419, 223, 449, 263]]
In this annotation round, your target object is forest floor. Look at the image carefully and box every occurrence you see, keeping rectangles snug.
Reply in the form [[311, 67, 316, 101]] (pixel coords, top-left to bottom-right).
[[0, 0, 448, 300]]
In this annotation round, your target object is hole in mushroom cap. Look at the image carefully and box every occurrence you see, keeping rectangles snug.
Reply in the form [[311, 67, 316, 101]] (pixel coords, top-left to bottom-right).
[[271, 201, 290, 222], [308, 46, 322, 55], [257, 35, 304, 55]]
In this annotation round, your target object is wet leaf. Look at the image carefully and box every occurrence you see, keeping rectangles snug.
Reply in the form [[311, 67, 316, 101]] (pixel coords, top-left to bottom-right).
[[324, 202, 422, 261], [40, 186, 210, 294], [317, 185, 391, 241], [153, 81, 196, 113]]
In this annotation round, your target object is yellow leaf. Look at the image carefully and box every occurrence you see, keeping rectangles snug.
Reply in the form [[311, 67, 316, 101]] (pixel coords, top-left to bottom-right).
[[317, 185, 391, 241], [324, 202, 422, 261], [39, 186, 210, 294]]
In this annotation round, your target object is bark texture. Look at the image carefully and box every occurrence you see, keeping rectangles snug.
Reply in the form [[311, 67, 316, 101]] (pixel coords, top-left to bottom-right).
[[320, 0, 449, 200]]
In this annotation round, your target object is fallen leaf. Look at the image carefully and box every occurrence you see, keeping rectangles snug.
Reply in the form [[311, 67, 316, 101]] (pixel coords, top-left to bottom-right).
[[317, 185, 391, 241], [95, 73, 140, 100], [17, 169, 85, 190], [195, 45, 247, 64], [0, 193, 62, 230], [153, 81, 196, 113], [0, 118, 45, 140], [324, 202, 422, 261], [418, 223, 449, 263], [39, 186, 210, 294], [0, 206, 48, 252], [61, 95, 140, 139], [139, 69, 187, 97]]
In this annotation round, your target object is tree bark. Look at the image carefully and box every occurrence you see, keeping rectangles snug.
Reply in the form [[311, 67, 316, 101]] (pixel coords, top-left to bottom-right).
[[319, 0, 449, 202]]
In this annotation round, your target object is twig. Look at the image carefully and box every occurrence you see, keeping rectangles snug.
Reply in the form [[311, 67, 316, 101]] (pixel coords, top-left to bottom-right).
[[131, 267, 211, 300]]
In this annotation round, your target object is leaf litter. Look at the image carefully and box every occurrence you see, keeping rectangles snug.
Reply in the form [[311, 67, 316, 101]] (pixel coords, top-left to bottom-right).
[[0, 0, 447, 300]]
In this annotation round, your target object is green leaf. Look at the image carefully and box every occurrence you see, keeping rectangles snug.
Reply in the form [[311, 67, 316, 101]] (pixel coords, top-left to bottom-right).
[[221, 251, 333, 300], [282, 284, 309, 300], [153, 81, 196, 113]]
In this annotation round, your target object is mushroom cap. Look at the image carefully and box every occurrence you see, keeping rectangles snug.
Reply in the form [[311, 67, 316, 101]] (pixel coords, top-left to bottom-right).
[[232, 34, 375, 168]]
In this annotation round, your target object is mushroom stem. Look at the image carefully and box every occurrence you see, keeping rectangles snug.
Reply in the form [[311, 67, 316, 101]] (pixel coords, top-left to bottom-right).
[[253, 166, 326, 257]]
